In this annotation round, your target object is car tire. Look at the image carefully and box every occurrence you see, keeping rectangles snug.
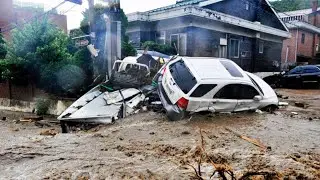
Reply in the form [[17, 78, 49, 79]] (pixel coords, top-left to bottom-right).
[[262, 105, 279, 113], [167, 110, 186, 121], [60, 121, 70, 133]]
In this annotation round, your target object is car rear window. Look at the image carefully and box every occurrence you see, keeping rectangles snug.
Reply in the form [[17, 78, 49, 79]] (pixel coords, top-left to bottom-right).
[[190, 84, 216, 97], [169, 60, 197, 94], [220, 60, 243, 77]]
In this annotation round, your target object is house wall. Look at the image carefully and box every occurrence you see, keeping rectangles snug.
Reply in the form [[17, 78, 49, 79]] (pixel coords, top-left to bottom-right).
[[204, 0, 257, 22], [204, 0, 286, 31], [0, 0, 13, 39], [281, 29, 297, 65], [296, 30, 318, 57], [14, 9, 68, 33], [281, 28, 320, 68], [254, 39, 282, 72], [308, 13, 320, 28], [0, 0, 13, 22], [228, 34, 254, 71]]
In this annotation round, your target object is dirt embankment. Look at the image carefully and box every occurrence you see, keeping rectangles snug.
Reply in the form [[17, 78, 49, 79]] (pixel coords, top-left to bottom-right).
[[0, 89, 319, 179]]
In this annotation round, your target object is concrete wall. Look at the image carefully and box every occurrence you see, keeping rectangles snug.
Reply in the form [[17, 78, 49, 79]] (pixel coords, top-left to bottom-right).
[[0, 98, 73, 116]]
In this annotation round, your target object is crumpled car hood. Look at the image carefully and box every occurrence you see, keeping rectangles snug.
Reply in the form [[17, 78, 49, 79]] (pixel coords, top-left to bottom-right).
[[246, 72, 277, 99]]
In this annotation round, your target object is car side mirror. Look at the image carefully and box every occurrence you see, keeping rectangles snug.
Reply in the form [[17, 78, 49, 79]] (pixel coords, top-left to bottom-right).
[[253, 95, 263, 101]]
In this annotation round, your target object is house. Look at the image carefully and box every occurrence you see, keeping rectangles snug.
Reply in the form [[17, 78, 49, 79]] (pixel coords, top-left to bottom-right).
[[127, 0, 290, 72], [279, 1, 320, 69], [0, 0, 68, 39], [0, 0, 13, 39]]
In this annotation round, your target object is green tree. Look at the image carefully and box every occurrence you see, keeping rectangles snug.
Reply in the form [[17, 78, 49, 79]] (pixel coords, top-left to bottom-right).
[[3, 18, 86, 95], [271, 0, 319, 12], [0, 33, 7, 59]]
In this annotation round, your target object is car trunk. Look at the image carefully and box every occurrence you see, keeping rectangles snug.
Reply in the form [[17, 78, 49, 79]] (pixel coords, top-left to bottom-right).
[[162, 60, 197, 105]]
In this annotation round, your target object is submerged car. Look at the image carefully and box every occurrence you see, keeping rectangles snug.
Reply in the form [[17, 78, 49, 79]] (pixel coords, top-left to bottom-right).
[[281, 65, 320, 88], [157, 57, 279, 121]]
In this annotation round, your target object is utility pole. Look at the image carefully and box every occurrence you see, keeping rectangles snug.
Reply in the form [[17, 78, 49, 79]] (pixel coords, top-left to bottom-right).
[[103, 0, 121, 79], [88, 0, 95, 44]]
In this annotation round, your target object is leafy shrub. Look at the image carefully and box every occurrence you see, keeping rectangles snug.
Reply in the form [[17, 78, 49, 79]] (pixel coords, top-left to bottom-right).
[[35, 99, 50, 115], [142, 41, 176, 55]]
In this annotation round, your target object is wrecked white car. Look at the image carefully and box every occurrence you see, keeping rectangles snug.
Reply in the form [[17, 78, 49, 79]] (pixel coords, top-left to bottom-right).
[[157, 57, 279, 121], [58, 54, 162, 132]]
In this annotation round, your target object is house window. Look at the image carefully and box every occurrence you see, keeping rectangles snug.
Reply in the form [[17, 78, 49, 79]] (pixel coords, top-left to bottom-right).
[[245, 1, 250, 10], [259, 41, 264, 54], [229, 39, 240, 58], [301, 33, 305, 44], [156, 31, 166, 44], [170, 34, 179, 50]]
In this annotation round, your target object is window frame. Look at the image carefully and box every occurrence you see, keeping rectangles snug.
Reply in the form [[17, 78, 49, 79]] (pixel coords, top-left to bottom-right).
[[190, 84, 217, 98], [259, 41, 264, 54], [156, 31, 166, 45], [245, 1, 250, 10], [169, 60, 197, 94], [214, 84, 260, 100], [229, 39, 240, 58], [170, 34, 180, 50], [301, 33, 305, 44]]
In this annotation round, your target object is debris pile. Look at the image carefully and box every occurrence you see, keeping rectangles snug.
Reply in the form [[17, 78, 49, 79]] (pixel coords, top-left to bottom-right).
[[58, 54, 164, 132], [188, 129, 281, 180]]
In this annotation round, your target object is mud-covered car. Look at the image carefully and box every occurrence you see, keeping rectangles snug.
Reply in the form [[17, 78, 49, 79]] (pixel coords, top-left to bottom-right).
[[157, 57, 279, 121], [281, 65, 320, 88]]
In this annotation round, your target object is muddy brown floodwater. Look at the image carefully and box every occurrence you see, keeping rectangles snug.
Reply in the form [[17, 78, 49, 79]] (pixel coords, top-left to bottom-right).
[[0, 89, 319, 179]]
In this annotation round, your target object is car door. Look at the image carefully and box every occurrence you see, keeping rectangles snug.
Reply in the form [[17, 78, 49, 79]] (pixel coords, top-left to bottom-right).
[[209, 84, 239, 112], [284, 67, 303, 86], [301, 66, 320, 83], [187, 84, 217, 112], [234, 84, 261, 112]]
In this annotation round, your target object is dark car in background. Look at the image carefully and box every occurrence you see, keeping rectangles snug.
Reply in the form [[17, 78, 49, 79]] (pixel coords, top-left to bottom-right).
[[281, 65, 320, 88]]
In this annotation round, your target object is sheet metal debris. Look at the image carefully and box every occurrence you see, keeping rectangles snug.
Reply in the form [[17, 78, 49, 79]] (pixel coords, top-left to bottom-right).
[[58, 54, 164, 132]]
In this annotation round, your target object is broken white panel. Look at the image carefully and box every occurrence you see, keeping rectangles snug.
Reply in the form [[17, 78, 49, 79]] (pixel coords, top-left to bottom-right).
[[70, 93, 121, 119], [58, 88, 102, 119], [104, 88, 141, 105], [125, 94, 145, 116]]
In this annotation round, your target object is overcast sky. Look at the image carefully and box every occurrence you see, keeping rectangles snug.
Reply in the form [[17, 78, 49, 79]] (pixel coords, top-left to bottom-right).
[[18, 0, 277, 30]]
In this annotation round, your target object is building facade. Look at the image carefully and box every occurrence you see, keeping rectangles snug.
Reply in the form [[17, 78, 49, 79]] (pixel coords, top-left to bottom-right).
[[0, 0, 13, 39], [279, 1, 320, 69], [0, 0, 67, 39], [127, 0, 290, 72]]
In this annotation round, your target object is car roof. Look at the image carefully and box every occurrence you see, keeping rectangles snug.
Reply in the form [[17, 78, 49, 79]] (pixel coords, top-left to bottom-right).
[[181, 57, 251, 82], [295, 65, 320, 69]]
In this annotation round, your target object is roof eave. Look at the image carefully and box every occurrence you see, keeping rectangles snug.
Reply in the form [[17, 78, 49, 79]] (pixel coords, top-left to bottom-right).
[[129, 6, 291, 38]]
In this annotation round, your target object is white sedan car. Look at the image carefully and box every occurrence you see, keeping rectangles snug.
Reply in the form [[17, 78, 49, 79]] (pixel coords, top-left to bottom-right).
[[157, 57, 279, 121]]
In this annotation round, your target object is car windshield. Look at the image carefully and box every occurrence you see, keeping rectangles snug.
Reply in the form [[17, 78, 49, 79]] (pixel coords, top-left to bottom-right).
[[169, 60, 197, 94]]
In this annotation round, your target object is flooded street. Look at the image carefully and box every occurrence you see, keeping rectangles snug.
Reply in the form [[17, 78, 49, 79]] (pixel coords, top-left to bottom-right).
[[0, 89, 319, 179]]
